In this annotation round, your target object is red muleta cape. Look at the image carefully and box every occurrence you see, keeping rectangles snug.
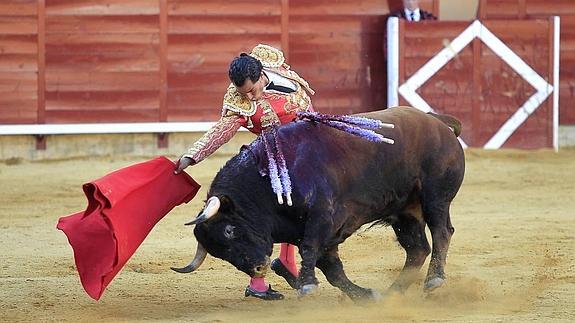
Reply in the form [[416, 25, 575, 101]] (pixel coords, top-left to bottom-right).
[[57, 156, 200, 300]]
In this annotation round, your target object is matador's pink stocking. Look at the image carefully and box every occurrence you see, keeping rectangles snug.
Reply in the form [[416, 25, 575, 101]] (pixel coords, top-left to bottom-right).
[[249, 277, 268, 292], [279, 243, 298, 277]]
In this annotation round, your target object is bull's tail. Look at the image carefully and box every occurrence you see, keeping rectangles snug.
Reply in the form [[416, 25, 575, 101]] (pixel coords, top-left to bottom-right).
[[428, 113, 462, 137]]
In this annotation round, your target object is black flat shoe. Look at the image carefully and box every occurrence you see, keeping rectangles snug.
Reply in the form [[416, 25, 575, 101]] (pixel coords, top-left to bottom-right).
[[244, 284, 284, 301], [271, 258, 299, 289]]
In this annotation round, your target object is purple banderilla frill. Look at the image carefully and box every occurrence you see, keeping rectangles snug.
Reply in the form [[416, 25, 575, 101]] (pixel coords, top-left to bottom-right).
[[261, 127, 292, 206], [261, 112, 395, 206], [296, 111, 395, 144]]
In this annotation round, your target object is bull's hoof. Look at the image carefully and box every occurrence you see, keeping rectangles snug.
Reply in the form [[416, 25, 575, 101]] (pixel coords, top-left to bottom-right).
[[367, 289, 383, 301], [424, 277, 446, 292], [297, 284, 319, 297], [349, 288, 383, 303]]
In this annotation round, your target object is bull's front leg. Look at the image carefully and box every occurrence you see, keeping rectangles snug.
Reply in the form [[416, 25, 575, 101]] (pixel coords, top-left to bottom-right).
[[297, 216, 332, 296], [316, 246, 381, 302]]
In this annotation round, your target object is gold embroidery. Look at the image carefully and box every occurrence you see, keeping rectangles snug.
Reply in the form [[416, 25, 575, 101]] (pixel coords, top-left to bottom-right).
[[183, 114, 242, 163], [258, 99, 281, 129], [249, 45, 314, 94], [222, 83, 256, 117], [284, 85, 312, 113], [250, 44, 285, 68]]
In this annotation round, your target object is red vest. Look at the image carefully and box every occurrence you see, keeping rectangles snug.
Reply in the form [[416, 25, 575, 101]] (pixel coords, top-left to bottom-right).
[[238, 92, 313, 135]]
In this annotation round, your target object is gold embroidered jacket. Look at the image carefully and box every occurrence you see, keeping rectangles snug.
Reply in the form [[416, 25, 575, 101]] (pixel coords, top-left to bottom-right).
[[183, 44, 314, 164]]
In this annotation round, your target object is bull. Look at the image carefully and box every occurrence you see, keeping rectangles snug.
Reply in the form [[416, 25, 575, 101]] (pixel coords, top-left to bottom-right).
[[172, 106, 465, 301]]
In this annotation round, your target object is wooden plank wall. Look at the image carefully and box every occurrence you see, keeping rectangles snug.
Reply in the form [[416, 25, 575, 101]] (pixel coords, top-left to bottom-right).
[[0, 0, 440, 125], [166, 0, 282, 121], [0, 0, 38, 124], [289, 0, 437, 115], [399, 19, 554, 149], [290, 0, 386, 115], [401, 22, 474, 129], [479, 0, 575, 125], [44, 0, 161, 123]]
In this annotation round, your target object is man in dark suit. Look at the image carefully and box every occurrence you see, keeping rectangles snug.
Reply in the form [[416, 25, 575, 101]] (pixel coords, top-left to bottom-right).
[[391, 0, 437, 21]]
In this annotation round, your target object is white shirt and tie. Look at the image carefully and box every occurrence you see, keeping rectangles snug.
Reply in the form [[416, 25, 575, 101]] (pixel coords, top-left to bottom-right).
[[264, 71, 297, 93], [404, 8, 421, 22]]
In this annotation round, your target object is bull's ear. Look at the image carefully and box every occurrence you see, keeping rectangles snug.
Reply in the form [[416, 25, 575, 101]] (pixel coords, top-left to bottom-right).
[[219, 195, 235, 213]]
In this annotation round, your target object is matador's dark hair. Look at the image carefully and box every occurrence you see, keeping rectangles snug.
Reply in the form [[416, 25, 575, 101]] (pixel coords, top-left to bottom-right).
[[228, 53, 263, 87]]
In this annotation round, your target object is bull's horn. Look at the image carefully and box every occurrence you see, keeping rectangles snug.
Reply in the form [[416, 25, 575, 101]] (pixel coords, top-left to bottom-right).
[[170, 243, 207, 273], [185, 196, 220, 225]]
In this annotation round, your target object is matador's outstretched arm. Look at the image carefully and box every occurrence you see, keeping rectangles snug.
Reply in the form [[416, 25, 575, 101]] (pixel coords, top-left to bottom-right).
[[182, 114, 243, 164]]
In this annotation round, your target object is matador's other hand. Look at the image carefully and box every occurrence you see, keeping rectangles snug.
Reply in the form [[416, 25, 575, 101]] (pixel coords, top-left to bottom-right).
[[174, 157, 195, 174]]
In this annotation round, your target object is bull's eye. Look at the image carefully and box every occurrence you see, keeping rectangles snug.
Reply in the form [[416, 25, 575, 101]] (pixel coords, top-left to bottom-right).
[[224, 225, 235, 239]]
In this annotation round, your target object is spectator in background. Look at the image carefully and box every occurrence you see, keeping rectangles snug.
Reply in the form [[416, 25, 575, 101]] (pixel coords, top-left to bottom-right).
[[391, 0, 437, 21]]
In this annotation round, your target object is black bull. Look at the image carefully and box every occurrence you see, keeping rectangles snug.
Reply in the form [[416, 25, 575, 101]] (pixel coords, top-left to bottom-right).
[[173, 107, 465, 301]]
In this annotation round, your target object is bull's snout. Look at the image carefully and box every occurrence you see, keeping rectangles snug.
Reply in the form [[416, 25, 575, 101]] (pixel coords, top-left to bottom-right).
[[252, 256, 271, 278]]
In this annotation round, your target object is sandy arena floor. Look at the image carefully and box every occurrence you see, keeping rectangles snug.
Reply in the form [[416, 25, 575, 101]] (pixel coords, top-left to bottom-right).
[[1, 149, 574, 322]]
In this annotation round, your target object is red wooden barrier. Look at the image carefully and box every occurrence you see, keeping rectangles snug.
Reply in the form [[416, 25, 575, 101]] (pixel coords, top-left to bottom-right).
[[0, 0, 439, 127], [0, 0, 38, 124], [480, 0, 575, 124], [394, 19, 556, 149]]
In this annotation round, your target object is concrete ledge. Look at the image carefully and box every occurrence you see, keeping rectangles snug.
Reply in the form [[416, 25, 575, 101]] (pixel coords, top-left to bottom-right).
[[559, 125, 575, 148], [2, 125, 575, 161], [0, 132, 256, 161]]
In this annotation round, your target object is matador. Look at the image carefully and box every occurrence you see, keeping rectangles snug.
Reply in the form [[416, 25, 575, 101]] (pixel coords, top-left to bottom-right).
[[175, 44, 314, 300]]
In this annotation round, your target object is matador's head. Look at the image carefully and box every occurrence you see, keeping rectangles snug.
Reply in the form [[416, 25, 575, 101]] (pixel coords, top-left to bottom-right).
[[228, 54, 267, 102]]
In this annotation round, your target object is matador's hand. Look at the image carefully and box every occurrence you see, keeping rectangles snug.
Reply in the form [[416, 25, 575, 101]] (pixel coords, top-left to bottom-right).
[[174, 157, 195, 174]]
